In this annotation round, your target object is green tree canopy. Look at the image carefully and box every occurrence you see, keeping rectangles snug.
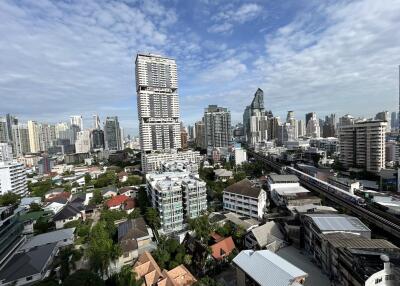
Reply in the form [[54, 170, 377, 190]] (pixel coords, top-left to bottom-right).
[[116, 266, 141, 286], [188, 214, 214, 243], [145, 207, 160, 229], [87, 221, 121, 277], [62, 270, 105, 286], [0, 192, 20, 206]]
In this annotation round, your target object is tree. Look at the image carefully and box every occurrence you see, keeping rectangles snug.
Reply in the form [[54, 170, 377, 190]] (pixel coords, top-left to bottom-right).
[[194, 276, 222, 286], [93, 171, 117, 188], [127, 208, 141, 220], [117, 266, 141, 286], [188, 214, 214, 243], [34, 218, 54, 234], [153, 236, 187, 270], [137, 187, 150, 214], [29, 179, 52, 198], [87, 221, 121, 277], [85, 173, 92, 185], [145, 208, 160, 229], [91, 189, 103, 205], [29, 202, 42, 212], [59, 246, 83, 281], [0, 192, 20, 206], [63, 270, 105, 286]]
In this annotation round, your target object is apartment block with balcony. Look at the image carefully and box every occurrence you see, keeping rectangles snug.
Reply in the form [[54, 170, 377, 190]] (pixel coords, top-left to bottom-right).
[[223, 179, 266, 220], [338, 120, 387, 173], [0, 161, 28, 196], [146, 172, 207, 234]]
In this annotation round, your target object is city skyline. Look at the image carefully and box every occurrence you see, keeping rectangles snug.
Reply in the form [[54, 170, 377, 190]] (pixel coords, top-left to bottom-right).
[[1, 0, 400, 136]]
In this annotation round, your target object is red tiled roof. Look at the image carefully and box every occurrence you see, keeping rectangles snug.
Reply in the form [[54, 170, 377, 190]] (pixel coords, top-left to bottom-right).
[[210, 236, 236, 260], [210, 232, 224, 242], [124, 198, 137, 210], [106, 195, 129, 208], [45, 192, 70, 202]]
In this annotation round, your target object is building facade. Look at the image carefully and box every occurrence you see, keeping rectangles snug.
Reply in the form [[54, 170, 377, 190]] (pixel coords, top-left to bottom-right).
[[0, 161, 28, 196], [146, 172, 207, 233], [135, 53, 181, 152], [338, 120, 387, 173], [204, 105, 231, 150], [243, 89, 268, 146], [141, 150, 202, 173], [104, 116, 122, 151]]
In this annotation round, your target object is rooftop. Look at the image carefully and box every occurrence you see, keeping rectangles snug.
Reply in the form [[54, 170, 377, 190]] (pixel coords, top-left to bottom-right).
[[323, 232, 398, 249], [19, 228, 75, 251], [0, 243, 57, 283], [273, 186, 310, 196], [224, 179, 263, 198], [305, 214, 370, 233], [233, 250, 307, 286], [268, 174, 299, 184], [105, 195, 129, 208], [52, 204, 81, 221], [210, 236, 236, 260]]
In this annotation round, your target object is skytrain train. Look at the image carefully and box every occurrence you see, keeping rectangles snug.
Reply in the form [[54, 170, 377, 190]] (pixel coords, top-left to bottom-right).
[[285, 166, 366, 206]]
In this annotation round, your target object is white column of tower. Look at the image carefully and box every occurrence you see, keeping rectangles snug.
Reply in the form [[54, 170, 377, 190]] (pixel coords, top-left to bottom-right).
[[135, 53, 181, 152]]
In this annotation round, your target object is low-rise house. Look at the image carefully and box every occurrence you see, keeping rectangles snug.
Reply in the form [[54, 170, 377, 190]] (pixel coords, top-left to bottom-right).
[[123, 198, 136, 213], [100, 186, 118, 198], [244, 221, 285, 252], [18, 211, 52, 235], [209, 212, 259, 232], [115, 218, 154, 267], [19, 197, 42, 209], [214, 169, 233, 182], [105, 195, 129, 211], [0, 243, 58, 286], [210, 236, 236, 261], [223, 179, 267, 220], [19, 228, 75, 252], [44, 192, 71, 204], [233, 250, 308, 286], [119, 186, 139, 198], [44, 188, 65, 199], [118, 171, 128, 183], [133, 251, 197, 286], [43, 201, 66, 214], [52, 204, 82, 229]]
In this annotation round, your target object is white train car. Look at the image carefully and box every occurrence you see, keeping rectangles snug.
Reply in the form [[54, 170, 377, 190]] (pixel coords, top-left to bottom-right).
[[286, 166, 366, 206]]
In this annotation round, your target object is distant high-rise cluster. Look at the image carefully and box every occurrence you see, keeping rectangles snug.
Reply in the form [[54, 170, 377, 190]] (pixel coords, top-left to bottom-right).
[[243, 88, 268, 146]]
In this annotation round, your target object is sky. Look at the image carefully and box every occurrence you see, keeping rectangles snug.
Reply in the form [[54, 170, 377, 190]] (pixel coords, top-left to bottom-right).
[[1, 0, 400, 136]]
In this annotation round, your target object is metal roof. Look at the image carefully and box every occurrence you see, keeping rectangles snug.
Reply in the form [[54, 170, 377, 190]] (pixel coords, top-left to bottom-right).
[[233, 250, 307, 286], [306, 214, 370, 232], [0, 243, 57, 283], [268, 174, 299, 183], [19, 228, 75, 251]]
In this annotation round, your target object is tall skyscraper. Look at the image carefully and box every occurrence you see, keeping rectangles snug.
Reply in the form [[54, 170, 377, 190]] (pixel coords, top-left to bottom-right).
[[104, 116, 122, 151], [55, 122, 72, 143], [91, 129, 105, 150], [204, 105, 231, 149], [339, 114, 355, 127], [12, 124, 30, 156], [243, 88, 268, 146], [0, 117, 8, 143], [306, 112, 320, 138], [390, 111, 397, 131], [27, 120, 41, 153], [70, 115, 83, 131], [194, 120, 206, 149], [286, 110, 298, 140], [135, 53, 181, 152], [297, 120, 306, 137], [93, 115, 101, 130], [75, 130, 91, 154], [339, 120, 386, 173], [5, 114, 17, 144], [305, 112, 314, 127]]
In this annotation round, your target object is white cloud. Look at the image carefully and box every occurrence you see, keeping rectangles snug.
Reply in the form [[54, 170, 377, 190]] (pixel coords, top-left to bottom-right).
[[208, 3, 263, 33]]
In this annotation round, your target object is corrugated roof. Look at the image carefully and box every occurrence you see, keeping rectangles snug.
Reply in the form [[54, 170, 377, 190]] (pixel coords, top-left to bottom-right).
[[268, 174, 299, 184], [233, 250, 307, 286], [324, 232, 398, 249], [305, 214, 370, 232], [250, 222, 285, 248], [0, 243, 57, 283], [20, 228, 75, 251]]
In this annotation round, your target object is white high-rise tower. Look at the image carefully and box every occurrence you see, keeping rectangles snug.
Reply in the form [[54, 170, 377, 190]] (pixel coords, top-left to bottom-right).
[[135, 53, 181, 152]]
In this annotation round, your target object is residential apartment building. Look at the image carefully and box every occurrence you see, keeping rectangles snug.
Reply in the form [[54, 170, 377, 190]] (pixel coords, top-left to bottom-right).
[[223, 179, 266, 220], [135, 53, 181, 152], [75, 130, 91, 154], [306, 112, 320, 138], [204, 105, 231, 151], [11, 124, 30, 157], [338, 120, 387, 173], [70, 115, 83, 131], [194, 120, 206, 149], [141, 150, 202, 173], [0, 144, 12, 162], [104, 116, 122, 151], [0, 161, 28, 196], [146, 171, 207, 233]]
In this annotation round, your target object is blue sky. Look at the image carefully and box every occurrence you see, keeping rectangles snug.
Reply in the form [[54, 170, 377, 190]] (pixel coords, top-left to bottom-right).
[[1, 0, 399, 136]]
